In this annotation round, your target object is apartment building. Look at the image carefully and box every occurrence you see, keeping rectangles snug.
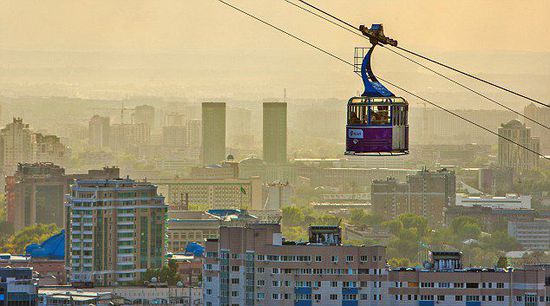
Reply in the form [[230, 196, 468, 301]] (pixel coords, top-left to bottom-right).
[[65, 177, 167, 287]]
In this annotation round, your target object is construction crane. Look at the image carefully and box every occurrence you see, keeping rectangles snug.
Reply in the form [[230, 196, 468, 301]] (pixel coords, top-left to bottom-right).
[[91, 103, 135, 124]]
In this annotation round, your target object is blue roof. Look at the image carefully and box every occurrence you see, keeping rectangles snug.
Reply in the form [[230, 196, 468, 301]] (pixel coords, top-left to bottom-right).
[[25, 230, 65, 260], [185, 242, 204, 257]]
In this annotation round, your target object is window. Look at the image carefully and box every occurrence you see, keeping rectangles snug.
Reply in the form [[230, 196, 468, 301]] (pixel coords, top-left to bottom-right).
[[206, 289, 212, 295], [360, 255, 368, 262], [343, 294, 357, 300], [331, 256, 338, 263], [231, 291, 239, 297], [231, 278, 239, 284], [466, 296, 480, 301], [257, 280, 265, 286], [437, 295, 445, 301], [272, 293, 280, 300], [314, 294, 321, 301], [272, 281, 280, 287], [496, 282, 504, 288], [360, 294, 368, 300], [438, 282, 450, 288], [257, 267, 264, 273], [315, 255, 322, 262], [466, 282, 479, 288], [272, 268, 280, 274], [231, 266, 239, 272], [313, 281, 321, 288], [330, 294, 338, 300], [257, 255, 265, 261], [454, 282, 464, 288], [331, 281, 338, 287], [455, 296, 463, 301], [206, 276, 212, 282], [370, 105, 391, 125], [257, 293, 265, 300], [346, 255, 354, 262]]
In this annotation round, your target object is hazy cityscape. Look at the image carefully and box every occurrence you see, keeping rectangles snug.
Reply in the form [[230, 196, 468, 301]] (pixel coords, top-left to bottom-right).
[[0, 1, 550, 305]]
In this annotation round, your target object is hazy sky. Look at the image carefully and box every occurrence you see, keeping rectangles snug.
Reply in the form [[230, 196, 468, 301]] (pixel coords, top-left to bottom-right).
[[1, 1, 549, 102]]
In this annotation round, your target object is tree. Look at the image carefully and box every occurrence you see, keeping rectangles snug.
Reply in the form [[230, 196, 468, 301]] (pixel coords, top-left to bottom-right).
[[387, 257, 411, 267], [282, 206, 305, 227], [496, 256, 508, 268], [450, 216, 481, 240], [2, 223, 60, 254]]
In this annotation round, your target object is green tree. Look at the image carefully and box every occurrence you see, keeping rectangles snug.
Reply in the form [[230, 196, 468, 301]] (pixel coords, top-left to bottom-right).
[[2, 223, 60, 254], [282, 206, 305, 227], [496, 256, 508, 268]]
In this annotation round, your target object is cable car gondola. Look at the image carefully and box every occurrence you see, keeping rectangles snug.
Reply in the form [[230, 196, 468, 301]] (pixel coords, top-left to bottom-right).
[[345, 24, 409, 156]]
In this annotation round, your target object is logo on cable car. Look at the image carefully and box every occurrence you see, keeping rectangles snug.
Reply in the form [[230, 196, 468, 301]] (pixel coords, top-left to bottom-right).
[[348, 129, 363, 139]]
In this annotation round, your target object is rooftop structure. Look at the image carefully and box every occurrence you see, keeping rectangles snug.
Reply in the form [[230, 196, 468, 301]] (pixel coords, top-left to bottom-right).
[[456, 194, 531, 210]]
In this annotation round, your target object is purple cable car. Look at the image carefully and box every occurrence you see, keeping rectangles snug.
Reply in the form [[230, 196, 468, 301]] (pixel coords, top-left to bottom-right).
[[345, 24, 409, 156]]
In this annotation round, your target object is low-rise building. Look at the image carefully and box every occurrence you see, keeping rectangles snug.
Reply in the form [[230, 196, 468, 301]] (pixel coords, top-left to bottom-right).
[[508, 219, 550, 251], [0, 267, 38, 305], [456, 194, 531, 209], [446, 206, 536, 231]]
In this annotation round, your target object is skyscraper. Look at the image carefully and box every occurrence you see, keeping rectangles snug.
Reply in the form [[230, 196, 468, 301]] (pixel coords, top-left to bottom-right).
[[202, 103, 225, 165], [263, 102, 287, 164], [187, 119, 202, 148], [498, 119, 540, 173], [65, 176, 167, 287], [88, 115, 110, 149]]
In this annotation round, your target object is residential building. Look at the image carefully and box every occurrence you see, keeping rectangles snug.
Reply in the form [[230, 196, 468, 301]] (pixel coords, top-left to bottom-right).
[[498, 119, 540, 173], [202, 102, 226, 165], [160, 176, 263, 210], [263, 102, 287, 164], [204, 224, 388, 306], [524, 103, 550, 154], [33, 133, 66, 166], [0, 118, 33, 175], [109, 123, 150, 153], [456, 194, 531, 209], [371, 168, 456, 226], [134, 104, 155, 131], [508, 219, 550, 251], [190, 156, 239, 179], [204, 224, 550, 306], [0, 267, 38, 305], [5, 163, 120, 232], [65, 177, 168, 287], [88, 115, 110, 149], [170, 253, 203, 287], [163, 125, 187, 148]]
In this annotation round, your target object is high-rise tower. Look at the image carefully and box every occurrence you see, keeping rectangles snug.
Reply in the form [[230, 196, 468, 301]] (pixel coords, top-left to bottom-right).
[[202, 102, 226, 165], [263, 102, 287, 164]]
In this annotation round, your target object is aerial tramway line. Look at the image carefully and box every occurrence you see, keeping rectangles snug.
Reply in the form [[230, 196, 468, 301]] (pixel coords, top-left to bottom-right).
[[214, 0, 550, 160]]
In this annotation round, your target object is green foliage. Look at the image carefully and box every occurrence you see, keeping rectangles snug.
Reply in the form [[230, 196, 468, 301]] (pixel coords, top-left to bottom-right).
[[387, 257, 412, 267], [282, 206, 305, 227], [142, 259, 181, 286], [348, 209, 382, 230], [450, 216, 481, 240], [282, 226, 307, 242], [2, 223, 60, 254], [496, 256, 508, 268]]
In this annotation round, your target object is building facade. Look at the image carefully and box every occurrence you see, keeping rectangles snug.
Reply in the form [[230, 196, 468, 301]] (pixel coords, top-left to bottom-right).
[[508, 219, 550, 251], [263, 102, 287, 164], [109, 123, 150, 153], [498, 119, 540, 173], [65, 178, 167, 287], [88, 115, 110, 149], [134, 105, 155, 131], [202, 102, 226, 165], [456, 194, 531, 210], [6, 164, 120, 232], [0, 267, 38, 305], [0, 118, 33, 175], [204, 224, 388, 306], [162, 177, 263, 210], [372, 169, 456, 227]]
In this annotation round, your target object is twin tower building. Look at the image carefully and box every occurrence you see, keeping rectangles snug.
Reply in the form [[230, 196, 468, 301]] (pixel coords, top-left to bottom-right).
[[202, 102, 287, 165]]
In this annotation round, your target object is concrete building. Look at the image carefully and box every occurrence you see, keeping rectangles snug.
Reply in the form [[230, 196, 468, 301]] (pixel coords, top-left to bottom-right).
[[508, 219, 550, 251], [0, 118, 33, 175], [371, 169, 456, 226], [204, 224, 388, 306], [167, 209, 257, 253], [202, 102, 226, 165], [88, 115, 110, 149], [187, 119, 202, 148], [0, 267, 38, 305], [33, 133, 66, 166], [163, 125, 187, 148], [109, 123, 150, 153], [65, 177, 168, 287], [5, 163, 120, 232], [524, 103, 550, 154], [498, 119, 540, 173], [478, 166, 514, 196], [204, 224, 550, 306], [161, 176, 263, 210], [134, 104, 155, 131], [446, 206, 536, 232], [263, 102, 287, 164], [456, 194, 531, 210]]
